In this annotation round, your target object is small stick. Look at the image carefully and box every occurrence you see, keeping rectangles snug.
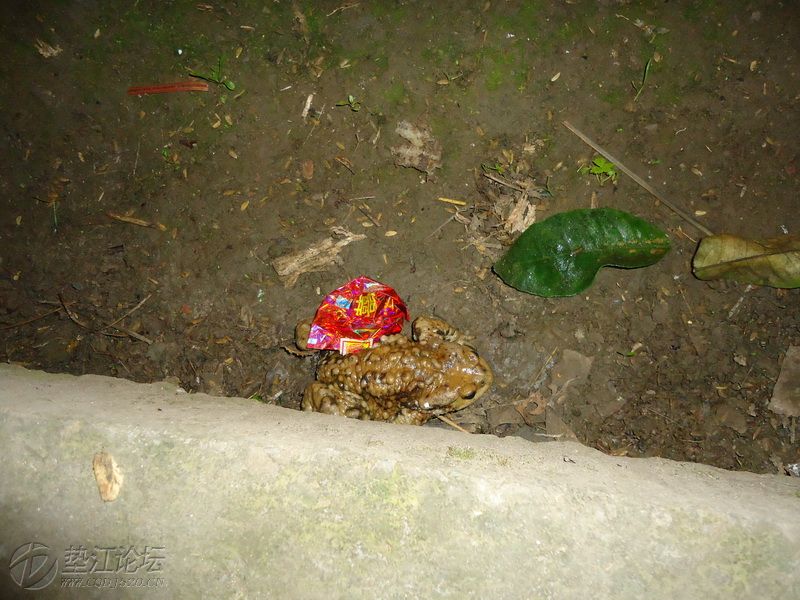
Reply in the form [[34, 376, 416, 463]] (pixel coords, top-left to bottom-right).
[[127, 81, 209, 95], [437, 414, 470, 433], [327, 2, 359, 17], [727, 284, 754, 320], [132, 139, 140, 177], [335, 156, 355, 174], [427, 212, 458, 239], [678, 287, 694, 318], [482, 172, 525, 192], [437, 197, 467, 206], [109, 324, 152, 345], [534, 347, 559, 384], [673, 226, 697, 244], [562, 121, 714, 236], [96, 294, 152, 334], [59, 294, 90, 329], [644, 406, 681, 426], [59, 295, 152, 344], [358, 204, 381, 228], [301, 93, 313, 119], [0, 305, 69, 331]]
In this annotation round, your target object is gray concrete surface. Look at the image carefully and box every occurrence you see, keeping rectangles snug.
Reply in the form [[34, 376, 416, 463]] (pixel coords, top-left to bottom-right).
[[0, 363, 798, 599]]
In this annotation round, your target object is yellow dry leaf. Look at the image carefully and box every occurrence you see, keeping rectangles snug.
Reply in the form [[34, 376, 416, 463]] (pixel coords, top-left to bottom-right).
[[693, 234, 800, 288], [240, 200, 250, 211], [302, 159, 314, 180], [92, 451, 123, 502], [107, 212, 151, 227]]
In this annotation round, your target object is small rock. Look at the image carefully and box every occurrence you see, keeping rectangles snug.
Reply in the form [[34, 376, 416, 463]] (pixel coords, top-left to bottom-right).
[[714, 404, 748, 434]]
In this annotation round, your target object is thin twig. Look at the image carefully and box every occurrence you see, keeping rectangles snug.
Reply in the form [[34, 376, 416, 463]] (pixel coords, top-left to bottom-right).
[[427, 212, 458, 239], [358, 204, 381, 227], [437, 414, 470, 433], [727, 284, 754, 320], [0, 305, 70, 331], [562, 121, 714, 236], [132, 139, 140, 177], [534, 347, 559, 384], [437, 197, 467, 206], [482, 171, 526, 192], [644, 406, 681, 426], [59, 294, 152, 344], [109, 324, 152, 345], [326, 2, 359, 17], [59, 294, 91, 329], [335, 156, 354, 174], [96, 294, 152, 333], [678, 287, 694, 318]]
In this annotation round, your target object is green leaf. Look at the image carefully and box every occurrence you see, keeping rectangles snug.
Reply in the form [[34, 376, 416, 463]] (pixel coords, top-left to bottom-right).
[[692, 234, 800, 288], [493, 208, 671, 297]]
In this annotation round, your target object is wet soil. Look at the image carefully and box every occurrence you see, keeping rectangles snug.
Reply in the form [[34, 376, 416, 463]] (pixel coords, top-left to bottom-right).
[[1, 0, 798, 473]]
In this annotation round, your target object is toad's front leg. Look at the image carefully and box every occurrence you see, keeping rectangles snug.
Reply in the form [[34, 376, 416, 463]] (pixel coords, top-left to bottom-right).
[[302, 383, 371, 420]]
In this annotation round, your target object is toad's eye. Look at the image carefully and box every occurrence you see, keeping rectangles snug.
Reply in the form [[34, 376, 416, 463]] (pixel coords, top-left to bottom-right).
[[461, 388, 476, 400]]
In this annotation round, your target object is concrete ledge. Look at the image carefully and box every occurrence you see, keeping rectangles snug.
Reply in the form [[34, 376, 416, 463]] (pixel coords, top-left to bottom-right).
[[1, 363, 799, 598]]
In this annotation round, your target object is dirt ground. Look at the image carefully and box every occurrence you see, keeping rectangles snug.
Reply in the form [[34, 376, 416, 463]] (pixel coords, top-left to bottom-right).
[[1, 0, 798, 474]]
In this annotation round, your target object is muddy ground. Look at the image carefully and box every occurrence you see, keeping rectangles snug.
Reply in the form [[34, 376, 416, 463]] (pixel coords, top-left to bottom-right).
[[1, 1, 798, 473]]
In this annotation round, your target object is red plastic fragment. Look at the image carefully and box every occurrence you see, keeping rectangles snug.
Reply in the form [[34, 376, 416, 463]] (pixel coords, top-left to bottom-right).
[[307, 276, 409, 354]]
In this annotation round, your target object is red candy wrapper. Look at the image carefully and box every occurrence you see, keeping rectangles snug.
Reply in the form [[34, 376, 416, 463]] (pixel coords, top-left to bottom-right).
[[307, 276, 409, 354]]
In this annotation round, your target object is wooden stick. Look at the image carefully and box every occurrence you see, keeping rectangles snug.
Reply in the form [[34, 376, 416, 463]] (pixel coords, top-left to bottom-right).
[[0, 305, 66, 330], [482, 172, 525, 192], [127, 80, 209, 95], [96, 294, 152, 334], [437, 414, 470, 433], [562, 121, 714, 236]]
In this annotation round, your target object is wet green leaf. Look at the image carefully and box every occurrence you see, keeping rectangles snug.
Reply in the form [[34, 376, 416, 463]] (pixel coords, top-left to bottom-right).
[[692, 234, 800, 288], [493, 208, 670, 297]]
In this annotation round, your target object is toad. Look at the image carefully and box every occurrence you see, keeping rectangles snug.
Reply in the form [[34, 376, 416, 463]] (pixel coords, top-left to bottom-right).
[[297, 316, 493, 425]]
